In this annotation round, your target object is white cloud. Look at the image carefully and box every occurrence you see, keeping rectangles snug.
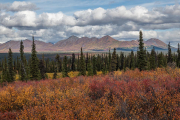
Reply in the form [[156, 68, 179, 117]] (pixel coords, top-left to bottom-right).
[[0, 11, 37, 27], [0, 2, 180, 45], [0, 1, 38, 12], [8, 1, 38, 12]]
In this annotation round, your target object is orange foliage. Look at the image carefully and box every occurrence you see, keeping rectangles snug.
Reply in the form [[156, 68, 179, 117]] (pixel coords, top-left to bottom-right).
[[0, 68, 179, 119]]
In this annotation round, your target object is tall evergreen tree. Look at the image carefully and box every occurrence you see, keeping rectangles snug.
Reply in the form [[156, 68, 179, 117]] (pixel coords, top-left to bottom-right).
[[79, 48, 86, 76], [111, 48, 117, 72], [116, 54, 119, 71], [8, 48, 15, 82], [108, 49, 112, 72], [62, 56, 69, 77], [149, 47, 156, 70], [2, 58, 9, 82], [53, 65, 57, 79], [19, 40, 26, 81], [158, 52, 164, 68], [167, 42, 173, 63], [177, 43, 180, 68], [92, 55, 97, 75], [130, 50, 135, 70], [137, 31, 147, 71], [96, 54, 101, 71], [39, 60, 46, 80], [71, 53, 76, 71], [30, 36, 40, 80], [77, 54, 80, 71], [87, 57, 93, 76], [86, 53, 88, 71], [120, 52, 124, 70], [55, 54, 62, 72]]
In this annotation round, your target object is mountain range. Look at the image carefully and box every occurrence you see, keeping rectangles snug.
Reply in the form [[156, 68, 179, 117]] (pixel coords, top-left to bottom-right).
[[0, 35, 172, 53]]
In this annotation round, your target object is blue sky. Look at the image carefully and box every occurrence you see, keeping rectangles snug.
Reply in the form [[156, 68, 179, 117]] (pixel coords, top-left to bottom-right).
[[0, 0, 180, 47]]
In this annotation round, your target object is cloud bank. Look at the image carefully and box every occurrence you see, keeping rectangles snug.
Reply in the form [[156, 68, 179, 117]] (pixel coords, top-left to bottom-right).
[[0, 1, 180, 46]]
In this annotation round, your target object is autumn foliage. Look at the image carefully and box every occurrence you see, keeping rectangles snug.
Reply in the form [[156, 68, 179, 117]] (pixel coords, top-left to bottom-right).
[[0, 67, 179, 119]]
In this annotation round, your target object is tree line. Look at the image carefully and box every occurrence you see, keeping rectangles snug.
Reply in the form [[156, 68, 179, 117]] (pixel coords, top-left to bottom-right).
[[0, 31, 179, 82]]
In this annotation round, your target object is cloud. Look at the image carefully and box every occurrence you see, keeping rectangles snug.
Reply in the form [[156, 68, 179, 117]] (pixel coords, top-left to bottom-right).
[[0, 11, 37, 28], [0, 1, 38, 12], [0, 2, 180, 45], [7, 1, 38, 12]]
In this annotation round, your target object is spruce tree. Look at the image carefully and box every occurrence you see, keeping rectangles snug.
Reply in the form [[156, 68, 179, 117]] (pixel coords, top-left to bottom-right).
[[167, 42, 173, 63], [149, 47, 156, 70], [177, 43, 180, 68], [86, 53, 88, 71], [111, 48, 117, 72], [79, 48, 86, 76], [120, 52, 124, 70], [96, 54, 101, 71], [39, 59, 46, 79], [108, 49, 112, 72], [20, 40, 26, 81], [77, 54, 80, 71], [130, 50, 135, 70], [87, 57, 93, 76], [137, 31, 147, 71], [30, 36, 40, 80], [116, 54, 119, 71], [71, 53, 76, 71], [2, 58, 9, 82], [158, 52, 164, 68], [55, 54, 60, 72], [53, 66, 57, 79], [92, 55, 97, 75], [62, 56, 69, 77], [8, 48, 15, 82]]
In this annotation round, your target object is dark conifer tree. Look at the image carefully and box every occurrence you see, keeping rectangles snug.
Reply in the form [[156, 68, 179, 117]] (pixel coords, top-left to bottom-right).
[[116, 54, 119, 71], [137, 31, 147, 71], [79, 48, 86, 76], [123, 56, 126, 72], [120, 52, 124, 70], [108, 49, 112, 72], [53, 66, 57, 79], [39, 60, 46, 80], [30, 36, 40, 80], [87, 57, 93, 76], [149, 47, 156, 70], [111, 48, 117, 72], [71, 53, 76, 71], [167, 42, 173, 63], [130, 50, 135, 70], [92, 55, 97, 75], [104, 54, 108, 70], [177, 43, 180, 68], [62, 56, 69, 77], [55, 54, 62, 72], [8, 48, 15, 82], [2, 58, 9, 82], [96, 54, 101, 71], [158, 52, 164, 68], [86, 53, 88, 71], [16, 56, 20, 73], [20, 40, 26, 81], [77, 54, 80, 71]]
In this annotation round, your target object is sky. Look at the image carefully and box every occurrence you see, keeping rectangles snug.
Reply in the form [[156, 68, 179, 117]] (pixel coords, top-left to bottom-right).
[[0, 0, 180, 47]]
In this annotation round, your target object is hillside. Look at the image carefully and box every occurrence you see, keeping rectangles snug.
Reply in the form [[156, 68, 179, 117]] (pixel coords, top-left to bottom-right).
[[0, 36, 170, 53]]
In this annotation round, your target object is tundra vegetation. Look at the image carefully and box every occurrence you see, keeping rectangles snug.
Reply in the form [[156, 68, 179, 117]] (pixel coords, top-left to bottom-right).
[[0, 31, 179, 119]]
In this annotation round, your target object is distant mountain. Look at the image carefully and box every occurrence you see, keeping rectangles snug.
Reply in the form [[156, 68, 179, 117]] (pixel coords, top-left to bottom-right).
[[0, 36, 173, 53], [0, 39, 59, 53], [144, 38, 167, 48]]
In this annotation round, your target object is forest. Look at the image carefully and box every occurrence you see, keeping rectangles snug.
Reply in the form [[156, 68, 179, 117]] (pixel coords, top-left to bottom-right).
[[0, 31, 179, 119]]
